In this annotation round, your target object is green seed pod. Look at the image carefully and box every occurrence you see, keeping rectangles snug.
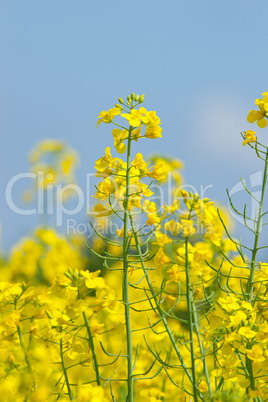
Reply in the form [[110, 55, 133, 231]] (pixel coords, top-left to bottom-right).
[[118, 97, 124, 104], [45, 310, 53, 319]]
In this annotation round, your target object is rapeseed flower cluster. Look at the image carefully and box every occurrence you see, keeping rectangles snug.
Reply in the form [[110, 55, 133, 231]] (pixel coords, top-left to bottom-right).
[[24, 140, 79, 203]]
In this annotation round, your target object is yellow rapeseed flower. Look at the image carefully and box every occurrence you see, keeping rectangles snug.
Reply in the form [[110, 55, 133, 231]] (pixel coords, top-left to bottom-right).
[[97, 107, 121, 127], [242, 130, 256, 146]]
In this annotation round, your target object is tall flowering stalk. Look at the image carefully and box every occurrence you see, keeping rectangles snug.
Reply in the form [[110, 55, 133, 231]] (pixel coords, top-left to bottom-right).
[[94, 93, 164, 400], [246, 147, 268, 302], [122, 119, 134, 401]]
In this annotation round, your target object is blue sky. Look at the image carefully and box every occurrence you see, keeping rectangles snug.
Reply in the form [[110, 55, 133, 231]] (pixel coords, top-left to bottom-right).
[[1, 0, 268, 252]]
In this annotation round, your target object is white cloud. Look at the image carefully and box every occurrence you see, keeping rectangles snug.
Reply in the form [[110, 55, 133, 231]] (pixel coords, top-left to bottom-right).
[[192, 90, 255, 163]]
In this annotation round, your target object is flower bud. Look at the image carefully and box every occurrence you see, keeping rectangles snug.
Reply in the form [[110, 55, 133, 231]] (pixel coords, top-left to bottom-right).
[[8, 355, 15, 363], [127, 95, 131, 102], [118, 97, 124, 104], [21, 282, 28, 291], [115, 104, 123, 110], [131, 93, 135, 100], [193, 194, 200, 202], [139, 94, 145, 103], [134, 95, 139, 102]]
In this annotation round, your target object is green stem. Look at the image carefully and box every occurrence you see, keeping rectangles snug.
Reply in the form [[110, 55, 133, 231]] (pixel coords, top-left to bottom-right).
[[185, 237, 198, 402], [83, 311, 101, 385], [15, 301, 36, 391], [192, 307, 213, 398], [236, 349, 259, 400], [17, 324, 36, 389], [60, 339, 74, 400], [247, 147, 268, 301], [246, 355, 255, 393], [129, 214, 205, 402], [123, 124, 134, 402], [213, 343, 218, 391]]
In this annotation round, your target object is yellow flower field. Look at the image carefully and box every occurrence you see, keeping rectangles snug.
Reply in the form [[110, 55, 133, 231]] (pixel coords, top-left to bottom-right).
[[0, 92, 268, 401]]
